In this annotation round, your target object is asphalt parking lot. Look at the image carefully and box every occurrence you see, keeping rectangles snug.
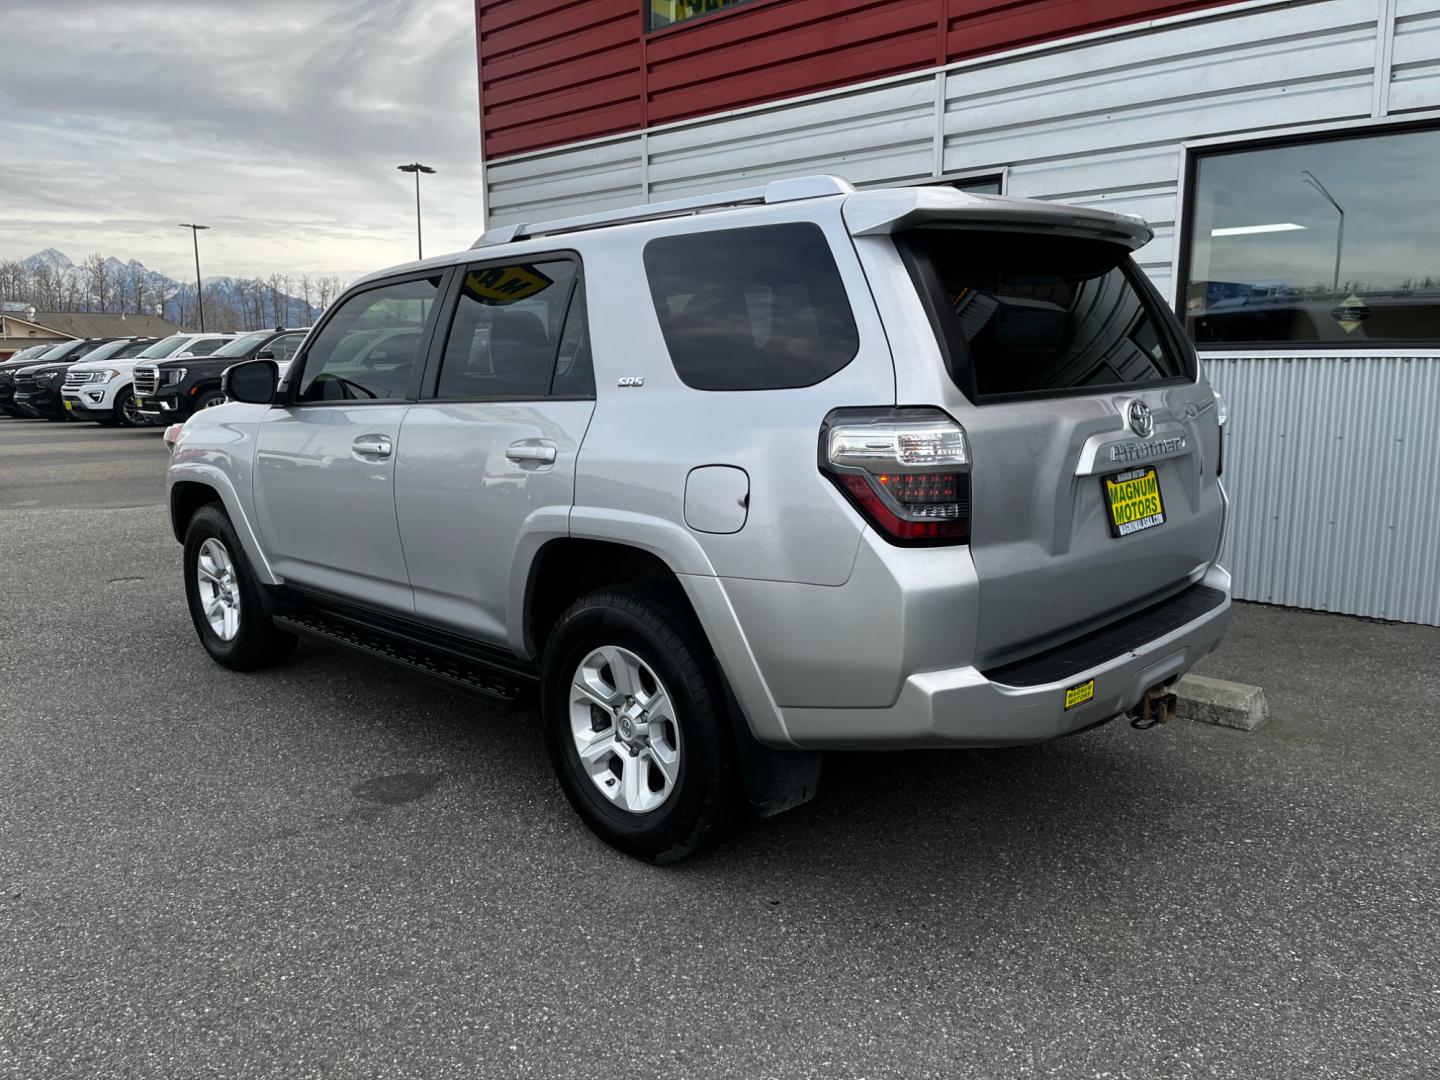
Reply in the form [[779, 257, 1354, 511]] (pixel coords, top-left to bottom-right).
[[2, 417, 1438, 1079]]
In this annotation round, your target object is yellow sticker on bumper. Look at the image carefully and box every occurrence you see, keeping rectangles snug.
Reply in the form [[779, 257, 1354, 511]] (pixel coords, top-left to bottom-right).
[[1064, 679, 1095, 710]]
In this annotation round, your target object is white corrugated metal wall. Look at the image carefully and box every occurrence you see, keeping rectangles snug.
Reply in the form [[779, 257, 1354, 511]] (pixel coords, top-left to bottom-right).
[[1206, 354, 1440, 624], [485, 0, 1440, 624]]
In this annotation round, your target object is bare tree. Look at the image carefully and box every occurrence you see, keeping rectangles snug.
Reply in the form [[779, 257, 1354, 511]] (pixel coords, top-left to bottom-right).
[[30, 263, 59, 311], [83, 253, 109, 312], [104, 261, 126, 314], [298, 274, 314, 325], [130, 267, 148, 316], [0, 259, 25, 301]]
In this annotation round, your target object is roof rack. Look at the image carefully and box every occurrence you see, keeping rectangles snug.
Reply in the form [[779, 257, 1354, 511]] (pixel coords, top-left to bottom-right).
[[472, 174, 855, 249]]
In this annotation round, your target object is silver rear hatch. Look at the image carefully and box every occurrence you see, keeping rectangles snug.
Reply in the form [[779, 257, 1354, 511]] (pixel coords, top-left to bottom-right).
[[846, 188, 1224, 668]]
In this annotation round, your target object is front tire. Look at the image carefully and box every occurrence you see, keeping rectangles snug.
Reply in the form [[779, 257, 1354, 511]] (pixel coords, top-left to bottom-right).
[[183, 504, 296, 671], [193, 389, 227, 412], [541, 584, 740, 864], [114, 387, 143, 428]]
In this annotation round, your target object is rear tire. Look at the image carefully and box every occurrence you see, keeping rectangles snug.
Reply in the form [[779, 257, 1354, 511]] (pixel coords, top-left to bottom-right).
[[540, 584, 740, 863], [183, 504, 297, 671]]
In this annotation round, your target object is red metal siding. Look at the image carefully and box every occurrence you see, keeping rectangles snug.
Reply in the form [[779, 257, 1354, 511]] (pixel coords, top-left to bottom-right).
[[479, 0, 643, 160], [478, 0, 1233, 159], [945, 0, 1231, 58]]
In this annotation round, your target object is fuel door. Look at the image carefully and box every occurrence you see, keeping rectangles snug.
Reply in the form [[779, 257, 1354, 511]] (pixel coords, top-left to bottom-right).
[[684, 465, 750, 535]]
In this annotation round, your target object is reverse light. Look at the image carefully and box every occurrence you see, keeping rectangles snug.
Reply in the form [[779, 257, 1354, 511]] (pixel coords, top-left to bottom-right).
[[821, 408, 971, 545]]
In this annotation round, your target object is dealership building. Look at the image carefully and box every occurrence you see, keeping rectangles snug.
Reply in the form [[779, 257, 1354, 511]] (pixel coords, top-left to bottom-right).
[[475, 0, 1440, 625]]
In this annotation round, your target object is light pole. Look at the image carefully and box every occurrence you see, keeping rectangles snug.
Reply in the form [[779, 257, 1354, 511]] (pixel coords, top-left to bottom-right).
[[397, 162, 435, 260], [178, 223, 210, 330], [1300, 171, 1344, 293]]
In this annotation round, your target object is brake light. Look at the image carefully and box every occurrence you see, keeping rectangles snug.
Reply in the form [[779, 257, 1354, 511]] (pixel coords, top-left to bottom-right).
[[820, 407, 971, 545]]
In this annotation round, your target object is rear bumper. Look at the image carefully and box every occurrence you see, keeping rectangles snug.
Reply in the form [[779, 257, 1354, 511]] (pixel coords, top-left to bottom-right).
[[777, 564, 1232, 749]]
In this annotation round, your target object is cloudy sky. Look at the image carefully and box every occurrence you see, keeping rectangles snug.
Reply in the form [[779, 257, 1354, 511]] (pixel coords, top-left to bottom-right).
[[0, 0, 482, 283]]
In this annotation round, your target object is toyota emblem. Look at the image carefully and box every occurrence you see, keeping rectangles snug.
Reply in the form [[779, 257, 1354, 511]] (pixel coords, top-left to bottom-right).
[[1127, 400, 1154, 438]]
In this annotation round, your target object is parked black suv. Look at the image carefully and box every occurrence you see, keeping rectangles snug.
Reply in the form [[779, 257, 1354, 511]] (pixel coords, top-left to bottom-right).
[[135, 328, 306, 423], [5, 339, 121, 419], [0, 344, 60, 416]]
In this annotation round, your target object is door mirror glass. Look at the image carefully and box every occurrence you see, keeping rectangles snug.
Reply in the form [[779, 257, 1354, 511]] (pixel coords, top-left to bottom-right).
[[223, 358, 278, 404], [254, 349, 276, 361]]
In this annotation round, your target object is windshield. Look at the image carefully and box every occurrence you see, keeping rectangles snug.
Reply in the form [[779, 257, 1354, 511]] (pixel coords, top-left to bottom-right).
[[36, 341, 86, 362], [5, 345, 49, 363], [211, 330, 272, 358], [75, 339, 129, 364], [134, 335, 191, 359], [72, 341, 120, 362]]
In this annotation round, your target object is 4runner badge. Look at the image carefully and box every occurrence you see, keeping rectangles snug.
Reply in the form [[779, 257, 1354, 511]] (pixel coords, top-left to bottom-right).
[[617, 377, 645, 387]]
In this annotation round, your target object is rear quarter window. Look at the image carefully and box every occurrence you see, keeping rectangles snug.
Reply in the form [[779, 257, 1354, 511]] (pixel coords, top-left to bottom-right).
[[900, 229, 1192, 402], [643, 222, 859, 391]]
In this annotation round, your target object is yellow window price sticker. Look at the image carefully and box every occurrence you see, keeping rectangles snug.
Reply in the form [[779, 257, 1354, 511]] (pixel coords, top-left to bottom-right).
[[461, 265, 554, 305]]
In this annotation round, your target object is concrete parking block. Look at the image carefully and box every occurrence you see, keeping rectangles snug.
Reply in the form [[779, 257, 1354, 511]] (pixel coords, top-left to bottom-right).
[[1176, 673, 1269, 731]]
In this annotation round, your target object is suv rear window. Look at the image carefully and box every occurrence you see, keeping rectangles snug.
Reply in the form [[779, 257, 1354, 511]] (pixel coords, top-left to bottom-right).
[[901, 230, 1191, 401], [643, 223, 859, 391]]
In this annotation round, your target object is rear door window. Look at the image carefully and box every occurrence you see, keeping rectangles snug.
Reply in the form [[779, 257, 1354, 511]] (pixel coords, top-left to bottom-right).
[[643, 223, 859, 391], [900, 230, 1191, 401], [433, 260, 580, 400]]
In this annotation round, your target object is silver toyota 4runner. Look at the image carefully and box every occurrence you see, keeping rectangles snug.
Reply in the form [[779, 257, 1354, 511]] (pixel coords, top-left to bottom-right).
[[166, 176, 1231, 862]]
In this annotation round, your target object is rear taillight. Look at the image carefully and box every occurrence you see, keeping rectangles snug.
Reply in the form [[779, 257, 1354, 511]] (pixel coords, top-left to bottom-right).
[[820, 407, 971, 545]]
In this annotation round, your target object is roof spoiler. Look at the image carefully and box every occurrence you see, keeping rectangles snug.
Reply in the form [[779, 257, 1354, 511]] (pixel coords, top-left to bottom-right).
[[843, 187, 1153, 250]]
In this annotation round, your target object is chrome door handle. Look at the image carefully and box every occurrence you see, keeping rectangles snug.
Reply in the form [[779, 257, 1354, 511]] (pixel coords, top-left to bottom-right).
[[505, 442, 557, 465], [352, 434, 392, 458]]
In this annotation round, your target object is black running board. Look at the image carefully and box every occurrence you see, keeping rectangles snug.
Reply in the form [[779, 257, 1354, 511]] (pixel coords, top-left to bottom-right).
[[274, 609, 533, 706]]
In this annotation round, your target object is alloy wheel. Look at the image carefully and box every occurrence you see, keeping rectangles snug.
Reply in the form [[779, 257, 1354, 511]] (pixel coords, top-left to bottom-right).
[[568, 645, 680, 814], [195, 538, 241, 641]]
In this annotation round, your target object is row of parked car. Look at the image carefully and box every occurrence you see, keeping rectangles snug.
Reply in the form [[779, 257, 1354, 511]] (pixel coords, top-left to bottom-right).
[[0, 328, 307, 428]]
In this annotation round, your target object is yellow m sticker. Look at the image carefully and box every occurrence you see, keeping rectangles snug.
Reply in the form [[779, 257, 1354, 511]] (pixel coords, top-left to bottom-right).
[[462, 265, 554, 304]]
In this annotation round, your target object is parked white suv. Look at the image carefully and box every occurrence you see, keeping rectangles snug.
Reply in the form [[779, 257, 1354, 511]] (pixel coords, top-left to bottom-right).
[[66, 333, 233, 426], [164, 176, 1231, 862]]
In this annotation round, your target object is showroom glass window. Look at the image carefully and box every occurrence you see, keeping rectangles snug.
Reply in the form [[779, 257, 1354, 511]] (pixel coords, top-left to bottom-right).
[[1183, 125, 1440, 345], [647, 0, 756, 30]]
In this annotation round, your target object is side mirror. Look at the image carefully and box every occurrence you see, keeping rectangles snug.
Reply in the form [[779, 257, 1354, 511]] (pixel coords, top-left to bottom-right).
[[222, 358, 279, 405], [254, 349, 276, 361]]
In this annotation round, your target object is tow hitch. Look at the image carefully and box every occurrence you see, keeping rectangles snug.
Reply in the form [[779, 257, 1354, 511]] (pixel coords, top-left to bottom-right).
[[1129, 683, 1179, 730]]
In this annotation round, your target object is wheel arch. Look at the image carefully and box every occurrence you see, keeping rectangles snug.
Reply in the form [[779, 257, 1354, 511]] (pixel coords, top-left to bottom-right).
[[518, 529, 794, 750], [167, 463, 280, 585]]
